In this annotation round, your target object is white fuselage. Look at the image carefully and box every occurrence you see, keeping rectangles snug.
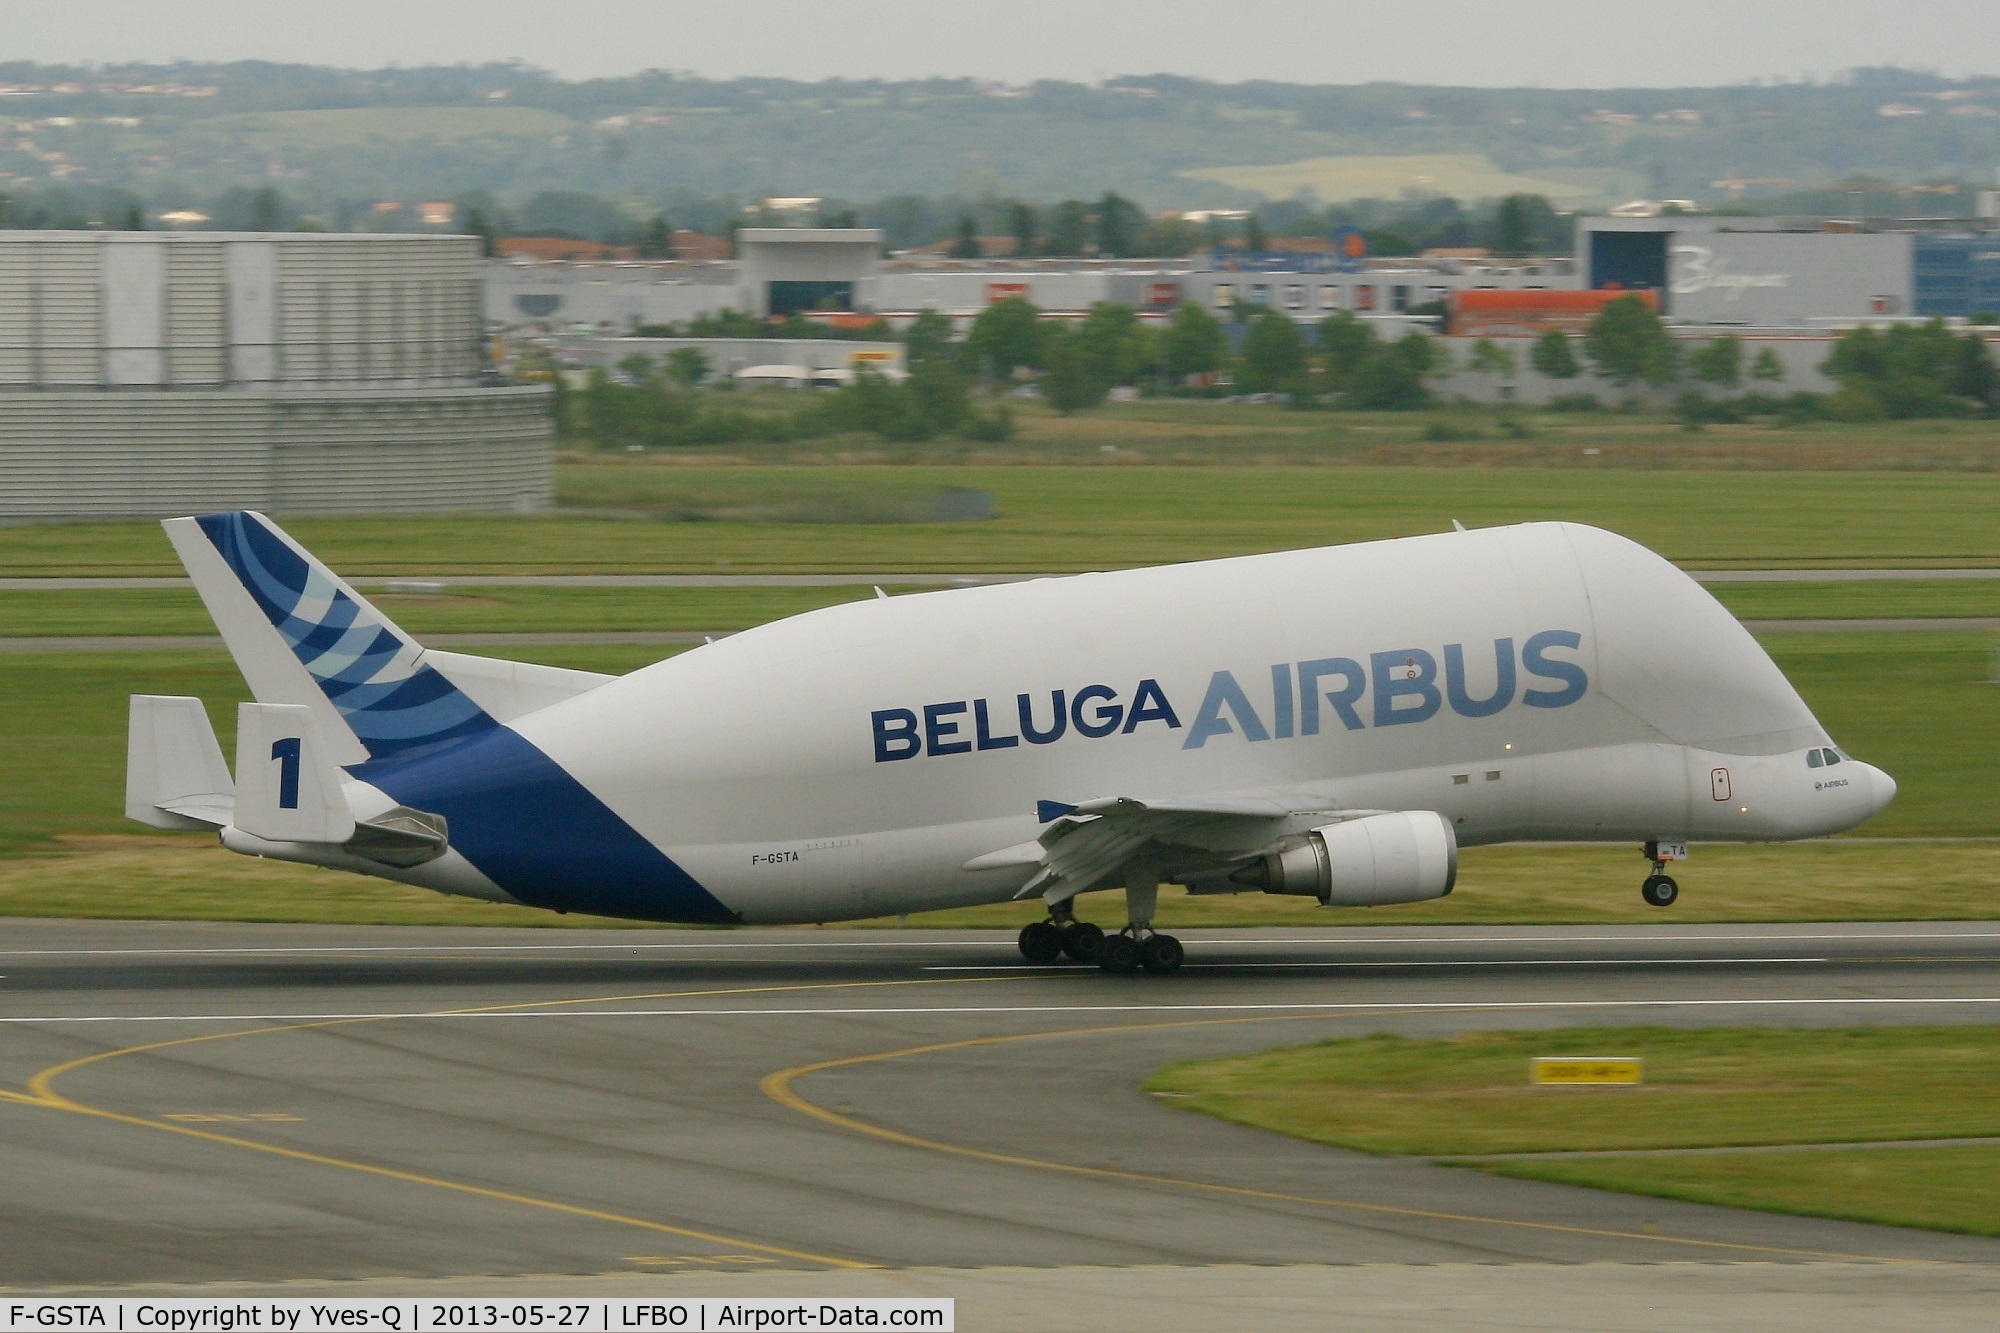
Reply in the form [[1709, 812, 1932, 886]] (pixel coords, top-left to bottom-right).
[[348, 521, 1893, 924]]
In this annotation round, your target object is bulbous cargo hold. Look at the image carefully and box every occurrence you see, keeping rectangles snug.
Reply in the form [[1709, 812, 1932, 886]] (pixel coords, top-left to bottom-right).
[[132, 513, 1895, 969]]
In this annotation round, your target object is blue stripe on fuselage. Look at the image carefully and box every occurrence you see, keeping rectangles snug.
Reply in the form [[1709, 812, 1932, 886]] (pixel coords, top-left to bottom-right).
[[353, 726, 735, 925]]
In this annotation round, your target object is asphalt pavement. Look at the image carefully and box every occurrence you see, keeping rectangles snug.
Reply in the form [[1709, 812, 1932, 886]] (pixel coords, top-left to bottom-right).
[[2, 917, 1997, 1312]]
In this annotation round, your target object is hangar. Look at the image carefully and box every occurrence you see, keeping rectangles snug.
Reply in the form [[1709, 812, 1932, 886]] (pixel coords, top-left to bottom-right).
[[0, 231, 553, 521]]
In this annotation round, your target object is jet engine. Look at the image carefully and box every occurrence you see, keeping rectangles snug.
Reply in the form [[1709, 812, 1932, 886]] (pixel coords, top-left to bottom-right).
[[1231, 810, 1457, 906]]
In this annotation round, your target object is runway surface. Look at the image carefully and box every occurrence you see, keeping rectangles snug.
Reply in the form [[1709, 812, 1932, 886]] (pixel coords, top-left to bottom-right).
[[3, 919, 1998, 1303]]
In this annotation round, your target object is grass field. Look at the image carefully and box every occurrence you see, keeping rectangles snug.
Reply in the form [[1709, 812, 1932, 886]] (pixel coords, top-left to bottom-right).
[[1144, 1028, 2000, 1237], [2, 837, 1992, 928], [2, 581, 1995, 638], [4, 466, 1999, 576]]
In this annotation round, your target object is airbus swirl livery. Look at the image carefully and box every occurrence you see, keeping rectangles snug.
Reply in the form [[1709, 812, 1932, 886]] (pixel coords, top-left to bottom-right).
[[127, 512, 1895, 974]]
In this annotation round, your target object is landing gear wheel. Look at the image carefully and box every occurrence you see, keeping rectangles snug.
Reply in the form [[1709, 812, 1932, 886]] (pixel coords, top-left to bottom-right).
[[1061, 921, 1105, 963], [1641, 874, 1679, 908], [1139, 933, 1185, 974], [1097, 932, 1141, 974], [1018, 921, 1065, 964]]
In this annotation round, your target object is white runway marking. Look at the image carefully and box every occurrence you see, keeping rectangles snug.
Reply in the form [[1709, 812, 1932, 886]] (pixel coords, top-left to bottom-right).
[[5, 996, 2000, 1024], [0, 931, 1993, 957], [925, 957, 1833, 971]]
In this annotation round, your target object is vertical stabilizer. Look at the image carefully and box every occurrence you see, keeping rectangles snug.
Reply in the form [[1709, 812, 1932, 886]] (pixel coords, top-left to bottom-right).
[[167, 511, 499, 763]]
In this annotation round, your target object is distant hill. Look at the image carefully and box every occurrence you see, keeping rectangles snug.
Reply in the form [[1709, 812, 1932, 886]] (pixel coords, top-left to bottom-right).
[[3, 62, 1999, 213]]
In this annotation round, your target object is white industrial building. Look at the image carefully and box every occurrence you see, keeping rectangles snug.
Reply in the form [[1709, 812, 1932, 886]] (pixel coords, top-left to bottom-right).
[[1, 231, 553, 520]]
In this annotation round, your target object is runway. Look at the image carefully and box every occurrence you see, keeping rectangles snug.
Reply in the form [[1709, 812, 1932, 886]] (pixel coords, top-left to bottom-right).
[[2, 919, 1998, 1301]]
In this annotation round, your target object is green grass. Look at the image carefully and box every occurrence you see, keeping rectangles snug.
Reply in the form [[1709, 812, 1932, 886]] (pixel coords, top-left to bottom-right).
[[3, 582, 1993, 639], [4, 466, 1997, 575], [5, 839, 1993, 928], [1145, 1027, 2000, 1237], [0, 586, 905, 638], [1709, 580, 2000, 621], [1485, 1146, 2000, 1238]]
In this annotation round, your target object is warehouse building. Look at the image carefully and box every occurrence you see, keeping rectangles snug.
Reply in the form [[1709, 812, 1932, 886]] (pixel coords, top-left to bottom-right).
[[0, 231, 554, 521], [1579, 215, 2000, 324]]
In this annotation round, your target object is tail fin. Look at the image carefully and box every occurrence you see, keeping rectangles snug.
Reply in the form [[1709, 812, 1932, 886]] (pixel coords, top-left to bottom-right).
[[167, 511, 544, 764]]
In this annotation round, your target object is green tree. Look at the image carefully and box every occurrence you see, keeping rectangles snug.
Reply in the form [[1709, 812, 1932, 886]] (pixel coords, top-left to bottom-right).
[[464, 207, 499, 257], [1529, 328, 1580, 380], [637, 215, 675, 259], [949, 215, 981, 259], [1045, 200, 1090, 257], [907, 358, 972, 435], [1487, 194, 1561, 256], [1750, 346, 1787, 383], [1689, 335, 1743, 390], [1317, 311, 1379, 391], [1072, 302, 1153, 391], [1235, 308, 1307, 394], [250, 187, 284, 232], [1039, 326, 1100, 414], [1008, 201, 1037, 256], [1348, 332, 1441, 410], [963, 297, 1044, 377], [1821, 319, 1997, 417], [1096, 192, 1144, 258], [1584, 296, 1679, 389], [119, 202, 145, 231], [1163, 303, 1226, 380], [902, 308, 956, 370], [616, 352, 657, 383], [1139, 214, 1201, 257], [665, 347, 710, 387], [1243, 213, 1268, 254], [1466, 337, 1517, 382]]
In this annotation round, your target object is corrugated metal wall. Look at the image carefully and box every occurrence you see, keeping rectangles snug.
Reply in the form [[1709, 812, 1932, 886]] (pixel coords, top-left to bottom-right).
[[0, 232, 484, 390], [0, 385, 552, 520]]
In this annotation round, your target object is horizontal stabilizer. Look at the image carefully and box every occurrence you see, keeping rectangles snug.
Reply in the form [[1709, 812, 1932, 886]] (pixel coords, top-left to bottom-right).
[[126, 695, 235, 830], [233, 702, 355, 845]]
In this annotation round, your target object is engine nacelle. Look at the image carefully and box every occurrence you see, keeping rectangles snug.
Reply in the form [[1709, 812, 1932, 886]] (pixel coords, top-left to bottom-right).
[[1232, 810, 1458, 906]]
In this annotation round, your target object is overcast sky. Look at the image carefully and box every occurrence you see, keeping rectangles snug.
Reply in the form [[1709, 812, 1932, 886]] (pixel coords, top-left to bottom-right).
[[10, 1, 2000, 87]]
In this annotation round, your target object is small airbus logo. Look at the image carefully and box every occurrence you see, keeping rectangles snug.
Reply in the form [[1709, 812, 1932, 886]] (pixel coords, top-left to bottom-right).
[[870, 630, 1589, 762]]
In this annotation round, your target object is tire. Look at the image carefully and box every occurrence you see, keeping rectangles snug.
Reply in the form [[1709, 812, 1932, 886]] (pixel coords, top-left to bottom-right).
[[1097, 933, 1140, 974], [1641, 874, 1680, 908], [1140, 933, 1185, 974], [1061, 921, 1105, 963], [1018, 921, 1065, 964]]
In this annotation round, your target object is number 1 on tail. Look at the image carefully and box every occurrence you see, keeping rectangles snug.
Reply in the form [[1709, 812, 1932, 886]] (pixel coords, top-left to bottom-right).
[[270, 737, 301, 810]]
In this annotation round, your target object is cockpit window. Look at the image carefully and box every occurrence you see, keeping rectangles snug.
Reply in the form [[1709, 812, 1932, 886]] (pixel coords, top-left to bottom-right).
[[1806, 747, 1842, 768], [1807, 749, 1823, 768], [1823, 748, 1842, 766]]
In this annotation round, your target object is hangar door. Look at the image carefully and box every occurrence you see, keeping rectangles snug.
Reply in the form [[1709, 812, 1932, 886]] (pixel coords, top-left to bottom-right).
[[1590, 232, 1669, 310], [768, 280, 855, 316]]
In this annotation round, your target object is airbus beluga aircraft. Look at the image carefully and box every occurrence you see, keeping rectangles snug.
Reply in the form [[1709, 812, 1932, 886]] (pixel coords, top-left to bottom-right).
[[127, 512, 1895, 975]]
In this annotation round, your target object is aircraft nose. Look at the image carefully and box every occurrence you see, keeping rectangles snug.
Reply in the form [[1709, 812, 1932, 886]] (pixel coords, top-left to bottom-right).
[[1862, 763, 1898, 816]]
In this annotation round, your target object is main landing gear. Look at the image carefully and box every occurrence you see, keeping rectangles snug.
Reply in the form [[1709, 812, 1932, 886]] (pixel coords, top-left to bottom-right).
[[1017, 909, 1101, 965], [1640, 840, 1682, 908], [1016, 877, 1184, 975]]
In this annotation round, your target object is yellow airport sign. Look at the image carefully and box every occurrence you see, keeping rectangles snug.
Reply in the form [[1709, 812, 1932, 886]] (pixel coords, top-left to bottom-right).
[[1531, 1056, 1644, 1085]]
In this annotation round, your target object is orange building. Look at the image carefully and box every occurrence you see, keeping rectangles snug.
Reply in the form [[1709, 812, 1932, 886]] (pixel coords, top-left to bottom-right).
[[1449, 288, 1657, 336]]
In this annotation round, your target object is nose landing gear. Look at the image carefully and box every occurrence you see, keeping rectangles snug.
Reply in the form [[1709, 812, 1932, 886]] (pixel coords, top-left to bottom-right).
[[1640, 840, 1683, 907]]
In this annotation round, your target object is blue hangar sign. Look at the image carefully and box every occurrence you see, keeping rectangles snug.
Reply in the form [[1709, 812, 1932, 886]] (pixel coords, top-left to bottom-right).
[[870, 630, 1588, 763]]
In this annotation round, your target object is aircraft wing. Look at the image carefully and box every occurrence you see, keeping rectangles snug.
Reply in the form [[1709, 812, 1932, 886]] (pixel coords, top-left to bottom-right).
[[964, 794, 1340, 906]]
